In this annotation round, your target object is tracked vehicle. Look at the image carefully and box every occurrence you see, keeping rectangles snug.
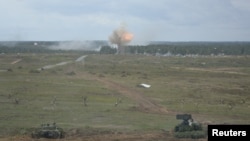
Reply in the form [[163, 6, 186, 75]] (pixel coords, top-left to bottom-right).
[[174, 114, 206, 139], [31, 123, 65, 139]]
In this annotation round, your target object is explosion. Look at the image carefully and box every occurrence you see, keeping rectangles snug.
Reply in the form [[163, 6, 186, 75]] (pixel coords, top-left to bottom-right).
[[109, 25, 133, 54]]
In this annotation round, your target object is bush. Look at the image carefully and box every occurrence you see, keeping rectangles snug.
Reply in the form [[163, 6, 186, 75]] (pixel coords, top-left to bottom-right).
[[174, 130, 206, 139]]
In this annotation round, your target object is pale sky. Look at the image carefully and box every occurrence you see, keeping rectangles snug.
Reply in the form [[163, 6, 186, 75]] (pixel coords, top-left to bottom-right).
[[0, 0, 250, 43]]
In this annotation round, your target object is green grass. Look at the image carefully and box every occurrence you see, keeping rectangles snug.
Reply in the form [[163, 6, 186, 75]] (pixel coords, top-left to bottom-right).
[[84, 55, 250, 120], [0, 53, 250, 136]]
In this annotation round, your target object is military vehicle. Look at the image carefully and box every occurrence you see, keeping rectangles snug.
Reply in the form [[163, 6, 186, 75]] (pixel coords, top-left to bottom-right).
[[174, 114, 206, 138], [31, 122, 65, 139]]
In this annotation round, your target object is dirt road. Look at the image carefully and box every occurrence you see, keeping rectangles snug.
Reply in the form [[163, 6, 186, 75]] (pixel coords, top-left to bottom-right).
[[38, 55, 87, 70], [11, 59, 22, 64], [94, 76, 168, 114]]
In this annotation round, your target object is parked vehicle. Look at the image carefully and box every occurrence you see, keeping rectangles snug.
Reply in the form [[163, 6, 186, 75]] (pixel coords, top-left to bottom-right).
[[31, 122, 65, 139]]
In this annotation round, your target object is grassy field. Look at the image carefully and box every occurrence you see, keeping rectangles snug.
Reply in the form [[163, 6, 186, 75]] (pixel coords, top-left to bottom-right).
[[0, 53, 249, 138]]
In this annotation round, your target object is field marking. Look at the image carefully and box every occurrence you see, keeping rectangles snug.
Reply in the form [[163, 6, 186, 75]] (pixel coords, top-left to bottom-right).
[[39, 61, 73, 70], [75, 55, 87, 62], [38, 55, 87, 70], [11, 59, 22, 64]]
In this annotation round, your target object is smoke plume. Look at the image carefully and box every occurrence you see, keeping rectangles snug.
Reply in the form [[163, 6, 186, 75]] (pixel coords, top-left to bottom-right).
[[49, 41, 106, 51], [109, 25, 133, 54]]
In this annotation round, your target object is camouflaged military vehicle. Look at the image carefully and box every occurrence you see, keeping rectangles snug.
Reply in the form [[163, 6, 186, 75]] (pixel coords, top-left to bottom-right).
[[175, 114, 202, 132], [174, 114, 206, 139], [31, 122, 65, 139]]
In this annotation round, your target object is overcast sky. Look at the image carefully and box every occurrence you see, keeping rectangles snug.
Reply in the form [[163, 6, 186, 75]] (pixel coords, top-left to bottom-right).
[[1, 0, 250, 42]]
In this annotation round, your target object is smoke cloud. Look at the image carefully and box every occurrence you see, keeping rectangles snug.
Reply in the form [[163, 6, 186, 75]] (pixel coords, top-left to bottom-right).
[[109, 25, 133, 47], [49, 41, 107, 51]]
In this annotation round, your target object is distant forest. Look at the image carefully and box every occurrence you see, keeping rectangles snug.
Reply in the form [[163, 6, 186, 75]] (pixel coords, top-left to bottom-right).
[[101, 42, 250, 55], [0, 41, 101, 54], [1, 41, 250, 55], [0, 41, 57, 53]]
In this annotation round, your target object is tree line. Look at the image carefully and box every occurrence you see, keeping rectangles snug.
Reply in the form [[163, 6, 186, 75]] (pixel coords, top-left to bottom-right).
[[0, 41, 96, 54], [1, 41, 250, 55], [100, 42, 250, 55]]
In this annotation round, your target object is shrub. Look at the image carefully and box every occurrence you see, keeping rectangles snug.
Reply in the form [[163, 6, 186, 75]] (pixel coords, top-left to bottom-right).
[[174, 130, 206, 139]]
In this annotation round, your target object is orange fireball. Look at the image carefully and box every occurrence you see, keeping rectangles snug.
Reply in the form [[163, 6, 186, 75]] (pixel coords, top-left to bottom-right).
[[109, 26, 133, 46], [122, 32, 134, 42]]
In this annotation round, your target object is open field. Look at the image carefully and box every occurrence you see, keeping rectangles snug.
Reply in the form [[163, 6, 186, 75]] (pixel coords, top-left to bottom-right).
[[0, 53, 250, 140]]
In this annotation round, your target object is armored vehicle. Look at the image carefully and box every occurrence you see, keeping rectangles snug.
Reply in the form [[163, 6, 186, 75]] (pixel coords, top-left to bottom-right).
[[174, 114, 206, 139], [31, 122, 65, 139], [175, 114, 202, 132]]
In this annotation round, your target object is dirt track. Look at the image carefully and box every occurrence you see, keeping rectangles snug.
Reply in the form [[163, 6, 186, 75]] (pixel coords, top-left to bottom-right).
[[79, 54, 168, 114], [95, 76, 168, 114]]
